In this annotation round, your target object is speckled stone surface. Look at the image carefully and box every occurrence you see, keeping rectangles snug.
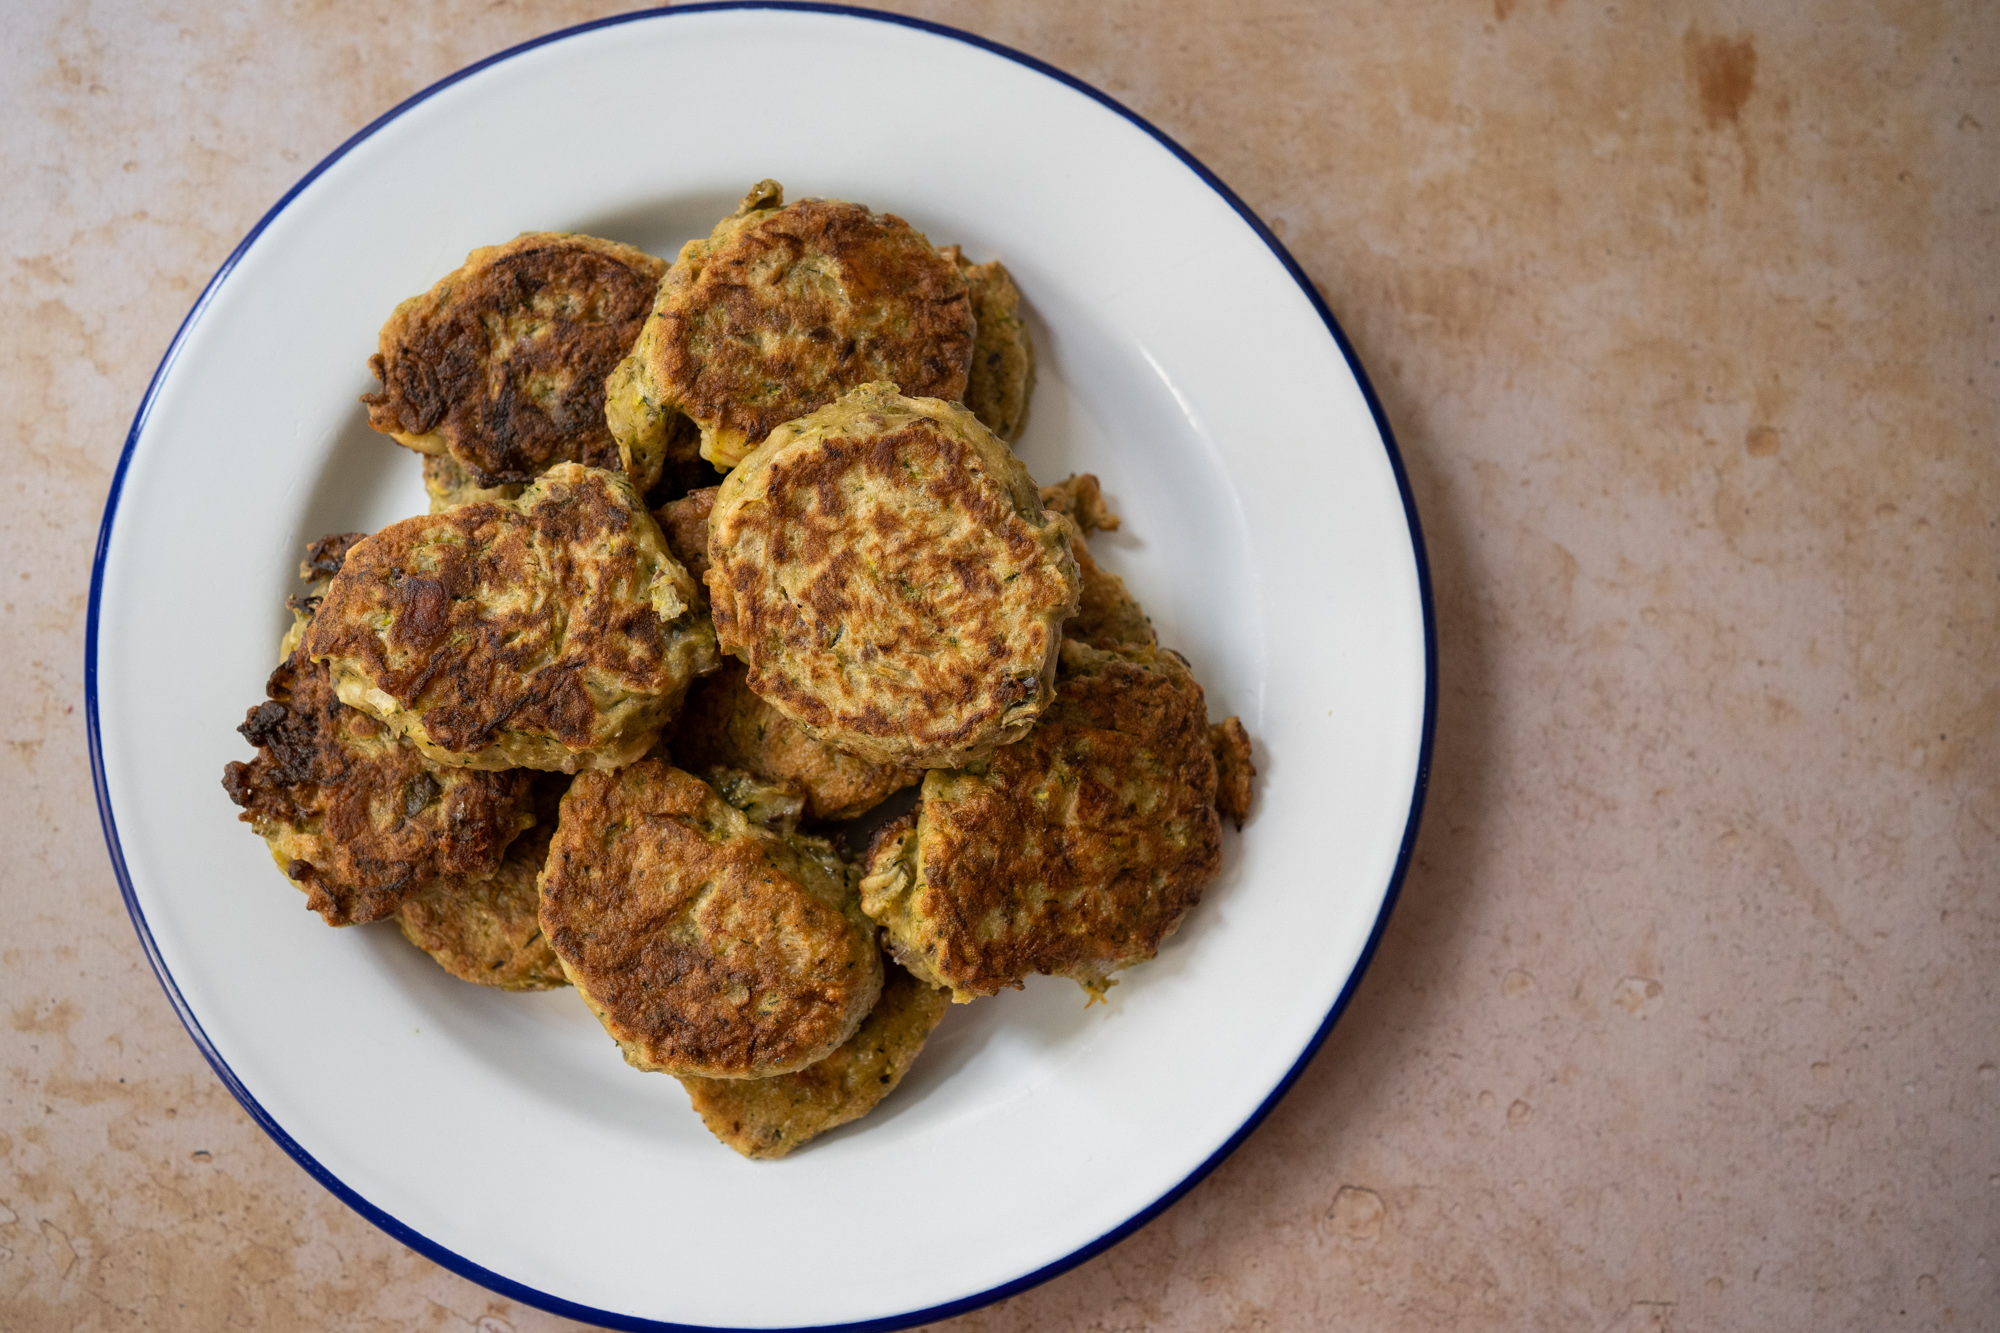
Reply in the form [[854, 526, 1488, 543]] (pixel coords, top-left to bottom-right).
[[3, 2, 1994, 1329]]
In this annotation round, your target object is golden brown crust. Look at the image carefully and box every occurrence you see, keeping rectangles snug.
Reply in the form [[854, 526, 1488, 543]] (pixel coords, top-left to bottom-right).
[[305, 464, 716, 772], [1210, 717, 1255, 829], [942, 247, 1035, 443], [616, 184, 974, 469], [539, 760, 882, 1079], [706, 384, 1079, 769], [860, 641, 1222, 1001], [223, 538, 534, 927], [679, 959, 948, 1158], [395, 777, 568, 990], [362, 233, 667, 489], [652, 485, 717, 581], [669, 661, 918, 823]]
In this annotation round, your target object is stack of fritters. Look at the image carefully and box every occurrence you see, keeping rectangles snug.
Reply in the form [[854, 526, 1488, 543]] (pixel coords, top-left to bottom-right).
[[224, 180, 1253, 1160]]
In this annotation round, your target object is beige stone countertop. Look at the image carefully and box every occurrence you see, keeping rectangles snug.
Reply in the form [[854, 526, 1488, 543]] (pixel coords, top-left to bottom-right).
[[3, 2, 1994, 1329]]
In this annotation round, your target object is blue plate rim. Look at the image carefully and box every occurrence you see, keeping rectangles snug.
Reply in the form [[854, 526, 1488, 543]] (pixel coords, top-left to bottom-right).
[[84, 4, 1438, 1329]]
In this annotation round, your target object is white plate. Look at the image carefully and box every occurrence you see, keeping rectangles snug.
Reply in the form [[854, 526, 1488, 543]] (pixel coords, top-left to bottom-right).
[[88, 6, 1433, 1329]]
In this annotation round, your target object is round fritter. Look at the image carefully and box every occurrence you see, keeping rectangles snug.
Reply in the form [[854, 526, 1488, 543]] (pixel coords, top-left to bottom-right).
[[860, 641, 1223, 1002], [670, 660, 918, 823], [608, 181, 974, 471], [941, 246, 1035, 443], [422, 452, 523, 514], [1039, 474, 1155, 650], [305, 463, 717, 773], [362, 232, 667, 491], [539, 760, 882, 1079], [395, 774, 570, 990], [707, 383, 1080, 770], [679, 959, 948, 1159], [223, 536, 535, 927]]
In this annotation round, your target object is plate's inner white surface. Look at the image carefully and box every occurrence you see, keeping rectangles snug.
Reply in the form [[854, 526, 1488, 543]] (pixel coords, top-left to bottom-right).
[[95, 10, 1426, 1328]]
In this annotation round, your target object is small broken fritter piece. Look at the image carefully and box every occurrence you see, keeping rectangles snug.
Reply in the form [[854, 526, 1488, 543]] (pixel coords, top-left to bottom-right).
[[1210, 717, 1255, 829], [860, 641, 1222, 1002], [651, 485, 716, 582], [941, 246, 1035, 443], [679, 959, 948, 1159], [277, 531, 369, 663], [1038, 474, 1153, 649], [608, 181, 974, 471], [223, 537, 535, 927], [707, 383, 1079, 770], [395, 773, 569, 990], [539, 760, 882, 1079], [1038, 473, 1121, 537], [305, 464, 717, 773], [422, 452, 523, 514], [362, 232, 667, 490], [670, 661, 918, 823]]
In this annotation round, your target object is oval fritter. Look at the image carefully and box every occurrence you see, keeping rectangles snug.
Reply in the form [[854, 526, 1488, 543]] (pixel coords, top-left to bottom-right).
[[608, 181, 975, 471], [860, 641, 1224, 1002], [395, 774, 570, 990], [707, 383, 1080, 770], [1039, 473, 1155, 650], [539, 760, 882, 1079], [362, 232, 667, 491], [223, 536, 535, 927], [678, 958, 948, 1159], [669, 660, 918, 823], [941, 246, 1035, 443], [305, 463, 717, 773]]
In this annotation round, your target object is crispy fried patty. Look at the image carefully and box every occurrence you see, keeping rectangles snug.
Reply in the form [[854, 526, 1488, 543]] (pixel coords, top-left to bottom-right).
[[608, 181, 974, 471], [669, 660, 918, 823], [679, 959, 948, 1159], [363, 232, 667, 490], [223, 535, 534, 927], [707, 383, 1079, 770], [942, 247, 1035, 443], [395, 774, 569, 990], [305, 464, 716, 773], [860, 641, 1223, 1001], [539, 760, 882, 1079]]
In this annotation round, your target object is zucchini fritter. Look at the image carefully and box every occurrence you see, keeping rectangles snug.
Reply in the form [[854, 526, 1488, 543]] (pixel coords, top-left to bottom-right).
[[223, 535, 535, 927], [942, 246, 1035, 443], [679, 959, 948, 1159], [395, 774, 569, 990], [706, 383, 1080, 770], [362, 232, 668, 491], [305, 463, 717, 773], [670, 661, 918, 823], [860, 641, 1224, 1002], [539, 760, 882, 1079], [608, 181, 974, 472]]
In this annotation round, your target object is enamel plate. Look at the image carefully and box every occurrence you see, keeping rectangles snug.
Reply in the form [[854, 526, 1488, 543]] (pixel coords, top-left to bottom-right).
[[88, 6, 1433, 1329]]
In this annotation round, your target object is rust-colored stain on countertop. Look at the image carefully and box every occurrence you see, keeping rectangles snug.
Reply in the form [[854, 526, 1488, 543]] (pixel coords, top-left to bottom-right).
[[2, 1, 1994, 1329]]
